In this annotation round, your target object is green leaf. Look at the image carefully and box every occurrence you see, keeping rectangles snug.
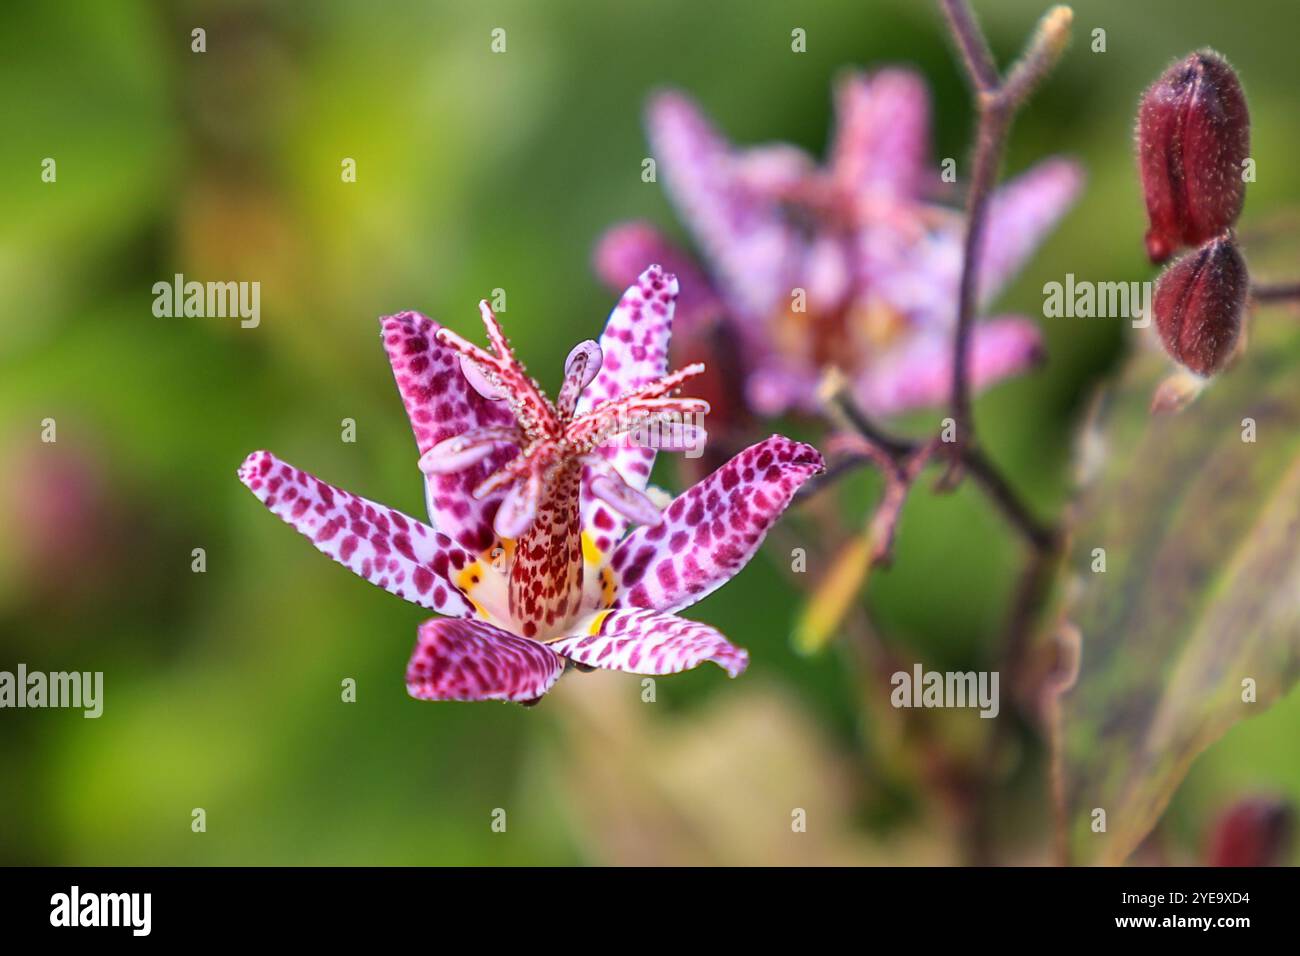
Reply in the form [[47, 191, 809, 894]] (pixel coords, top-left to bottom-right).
[[1054, 316, 1300, 865]]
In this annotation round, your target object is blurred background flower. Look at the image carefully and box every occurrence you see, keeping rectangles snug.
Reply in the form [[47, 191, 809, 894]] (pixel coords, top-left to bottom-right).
[[2, 0, 1299, 865]]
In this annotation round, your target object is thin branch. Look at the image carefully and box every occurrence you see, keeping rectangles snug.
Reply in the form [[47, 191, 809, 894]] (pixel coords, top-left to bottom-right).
[[941, 2, 1074, 456], [961, 446, 1058, 553], [949, 108, 1009, 448], [1252, 281, 1300, 303], [814, 372, 1058, 556], [939, 0, 1001, 93], [1000, 6, 1075, 110], [818, 368, 914, 457]]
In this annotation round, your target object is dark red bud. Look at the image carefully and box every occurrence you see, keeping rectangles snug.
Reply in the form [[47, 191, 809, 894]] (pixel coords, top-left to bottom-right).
[[1207, 797, 1293, 867], [1153, 233, 1248, 376], [1138, 50, 1250, 264]]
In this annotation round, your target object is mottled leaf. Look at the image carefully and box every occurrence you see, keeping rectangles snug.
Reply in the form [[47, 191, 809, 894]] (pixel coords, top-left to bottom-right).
[[1054, 316, 1300, 865]]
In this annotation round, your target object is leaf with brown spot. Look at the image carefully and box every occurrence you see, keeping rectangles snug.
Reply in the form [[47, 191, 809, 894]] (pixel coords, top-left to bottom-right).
[[1053, 316, 1300, 865]]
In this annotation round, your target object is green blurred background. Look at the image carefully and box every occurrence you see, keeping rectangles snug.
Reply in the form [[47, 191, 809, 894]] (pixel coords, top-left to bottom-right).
[[2, 0, 1298, 865]]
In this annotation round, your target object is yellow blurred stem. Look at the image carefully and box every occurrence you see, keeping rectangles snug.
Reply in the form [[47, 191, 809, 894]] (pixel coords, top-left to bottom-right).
[[793, 531, 876, 655]]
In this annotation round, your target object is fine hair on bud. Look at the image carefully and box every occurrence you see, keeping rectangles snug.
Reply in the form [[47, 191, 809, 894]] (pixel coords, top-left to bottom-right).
[[1153, 232, 1249, 377], [1137, 49, 1250, 264]]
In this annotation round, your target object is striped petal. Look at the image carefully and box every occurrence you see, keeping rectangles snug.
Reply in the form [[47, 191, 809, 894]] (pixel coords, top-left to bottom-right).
[[647, 91, 800, 325], [607, 436, 823, 614], [380, 311, 518, 554], [406, 618, 564, 703], [550, 608, 748, 678], [237, 450, 475, 617]]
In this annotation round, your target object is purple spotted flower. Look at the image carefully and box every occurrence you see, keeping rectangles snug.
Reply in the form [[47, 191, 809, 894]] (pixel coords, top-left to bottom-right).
[[239, 266, 823, 703], [596, 70, 1083, 420]]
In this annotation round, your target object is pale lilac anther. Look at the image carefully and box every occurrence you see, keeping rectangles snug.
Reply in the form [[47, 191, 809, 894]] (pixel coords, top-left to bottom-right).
[[589, 471, 663, 527], [556, 339, 603, 418], [459, 353, 508, 401], [495, 468, 541, 540], [419, 426, 519, 476]]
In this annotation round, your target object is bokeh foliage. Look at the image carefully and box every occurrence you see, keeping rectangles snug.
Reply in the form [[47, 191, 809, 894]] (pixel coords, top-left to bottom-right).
[[2, 0, 1299, 864]]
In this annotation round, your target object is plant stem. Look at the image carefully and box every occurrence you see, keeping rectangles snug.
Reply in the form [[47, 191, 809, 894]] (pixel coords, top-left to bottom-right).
[[961, 445, 1058, 553], [814, 376, 1056, 555], [1253, 281, 1300, 302], [940, 0, 1000, 93], [942, 1, 1073, 456], [949, 106, 1009, 447]]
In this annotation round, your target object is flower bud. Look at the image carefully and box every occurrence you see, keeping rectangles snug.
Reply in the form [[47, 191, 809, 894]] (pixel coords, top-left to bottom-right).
[[1207, 797, 1293, 867], [1138, 50, 1250, 264], [1153, 233, 1248, 376]]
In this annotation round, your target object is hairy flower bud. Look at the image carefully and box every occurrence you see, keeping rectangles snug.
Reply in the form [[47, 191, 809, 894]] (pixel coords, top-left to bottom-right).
[[1138, 50, 1250, 264], [1153, 233, 1248, 376], [1207, 797, 1293, 867]]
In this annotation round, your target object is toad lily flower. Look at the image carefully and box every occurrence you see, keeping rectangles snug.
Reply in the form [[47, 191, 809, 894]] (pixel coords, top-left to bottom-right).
[[596, 70, 1083, 420], [238, 265, 823, 703]]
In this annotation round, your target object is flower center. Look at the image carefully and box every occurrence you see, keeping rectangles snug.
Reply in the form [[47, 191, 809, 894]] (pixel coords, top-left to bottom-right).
[[420, 301, 707, 638]]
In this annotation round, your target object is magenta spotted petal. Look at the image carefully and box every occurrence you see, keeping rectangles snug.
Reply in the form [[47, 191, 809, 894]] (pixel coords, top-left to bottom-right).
[[575, 266, 679, 562], [238, 450, 475, 617], [830, 69, 931, 207], [381, 311, 518, 554], [406, 618, 564, 703], [609, 435, 823, 613], [551, 608, 748, 678], [239, 266, 823, 703], [593, 221, 722, 332]]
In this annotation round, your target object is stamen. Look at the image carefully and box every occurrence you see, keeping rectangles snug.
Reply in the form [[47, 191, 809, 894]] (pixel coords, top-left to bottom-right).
[[496, 466, 543, 540], [435, 305, 558, 442], [566, 396, 711, 451], [478, 301, 517, 367], [459, 355, 509, 401], [556, 339, 603, 419], [473, 453, 533, 500], [588, 469, 663, 526], [601, 362, 707, 406], [419, 426, 519, 475]]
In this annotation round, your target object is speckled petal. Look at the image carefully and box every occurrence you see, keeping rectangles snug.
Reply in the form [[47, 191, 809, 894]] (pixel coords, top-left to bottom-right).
[[831, 69, 931, 206], [237, 450, 474, 617], [576, 266, 678, 565], [550, 608, 748, 678], [593, 222, 723, 331], [647, 91, 800, 325], [380, 311, 518, 554], [854, 317, 1044, 416], [975, 158, 1083, 306], [606, 436, 823, 614], [406, 618, 565, 703]]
